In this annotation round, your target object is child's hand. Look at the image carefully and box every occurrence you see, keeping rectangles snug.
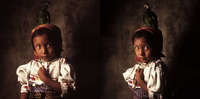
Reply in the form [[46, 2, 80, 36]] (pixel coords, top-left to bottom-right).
[[135, 69, 148, 92], [38, 66, 61, 91], [135, 69, 144, 83], [38, 66, 49, 82]]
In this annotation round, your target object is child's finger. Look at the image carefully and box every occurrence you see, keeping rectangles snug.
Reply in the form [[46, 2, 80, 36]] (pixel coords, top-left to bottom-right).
[[136, 69, 141, 73], [139, 69, 142, 73], [40, 66, 45, 70], [38, 66, 46, 73], [41, 65, 45, 68]]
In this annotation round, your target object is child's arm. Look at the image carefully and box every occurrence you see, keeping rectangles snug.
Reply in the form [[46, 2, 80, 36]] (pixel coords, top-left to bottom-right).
[[20, 93, 28, 99], [38, 66, 61, 91], [135, 69, 148, 92], [16, 64, 31, 99]]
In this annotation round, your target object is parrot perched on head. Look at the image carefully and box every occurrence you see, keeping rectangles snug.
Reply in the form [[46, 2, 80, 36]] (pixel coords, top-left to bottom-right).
[[37, 1, 51, 25], [143, 3, 158, 29]]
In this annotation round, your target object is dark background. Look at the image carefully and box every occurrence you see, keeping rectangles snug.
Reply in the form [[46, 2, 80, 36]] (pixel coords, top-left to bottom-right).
[[0, 0, 101, 99], [0, 0, 200, 99], [101, 0, 200, 99]]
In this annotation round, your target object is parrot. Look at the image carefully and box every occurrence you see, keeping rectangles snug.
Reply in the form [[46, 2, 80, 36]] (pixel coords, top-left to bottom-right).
[[143, 3, 158, 29], [37, 1, 51, 25]]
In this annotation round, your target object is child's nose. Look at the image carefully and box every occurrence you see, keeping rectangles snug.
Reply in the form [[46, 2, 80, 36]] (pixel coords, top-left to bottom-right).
[[44, 48, 48, 55], [140, 48, 145, 56], [42, 47, 48, 55]]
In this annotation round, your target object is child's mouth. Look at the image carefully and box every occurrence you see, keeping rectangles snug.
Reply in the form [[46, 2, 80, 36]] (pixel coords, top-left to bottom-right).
[[41, 56, 50, 61], [139, 57, 149, 62]]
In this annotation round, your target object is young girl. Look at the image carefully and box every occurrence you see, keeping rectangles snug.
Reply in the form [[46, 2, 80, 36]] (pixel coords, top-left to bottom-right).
[[16, 24, 76, 99], [123, 26, 166, 99]]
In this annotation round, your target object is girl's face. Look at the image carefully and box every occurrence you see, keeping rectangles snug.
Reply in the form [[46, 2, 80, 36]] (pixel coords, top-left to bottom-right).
[[134, 37, 152, 63], [33, 33, 56, 61]]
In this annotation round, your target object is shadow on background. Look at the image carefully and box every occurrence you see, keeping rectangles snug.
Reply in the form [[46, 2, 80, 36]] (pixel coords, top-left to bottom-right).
[[166, 3, 200, 98]]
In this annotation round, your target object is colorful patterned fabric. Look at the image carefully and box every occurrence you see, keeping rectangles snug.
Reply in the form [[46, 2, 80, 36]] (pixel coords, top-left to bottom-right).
[[132, 88, 148, 99]]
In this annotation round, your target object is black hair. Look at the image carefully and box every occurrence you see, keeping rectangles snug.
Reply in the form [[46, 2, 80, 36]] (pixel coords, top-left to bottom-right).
[[132, 30, 163, 59], [31, 27, 63, 57]]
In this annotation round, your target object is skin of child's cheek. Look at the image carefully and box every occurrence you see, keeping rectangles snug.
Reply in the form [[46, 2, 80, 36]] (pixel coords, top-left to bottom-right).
[[134, 37, 152, 63]]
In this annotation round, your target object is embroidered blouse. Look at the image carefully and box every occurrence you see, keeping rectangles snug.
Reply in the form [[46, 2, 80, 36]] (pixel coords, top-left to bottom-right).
[[16, 57, 76, 97], [123, 59, 165, 98]]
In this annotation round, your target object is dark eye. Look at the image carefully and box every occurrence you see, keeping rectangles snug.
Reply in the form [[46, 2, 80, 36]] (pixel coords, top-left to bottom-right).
[[36, 44, 41, 49], [144, 45, 149, 50], [46, 44, 50, 48], [135, 46, 139, 50], [46, 43, 52, 48]]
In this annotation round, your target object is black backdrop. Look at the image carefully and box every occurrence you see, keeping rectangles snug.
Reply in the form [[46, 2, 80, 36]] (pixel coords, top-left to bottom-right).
[[1, 0, 200, 99]]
